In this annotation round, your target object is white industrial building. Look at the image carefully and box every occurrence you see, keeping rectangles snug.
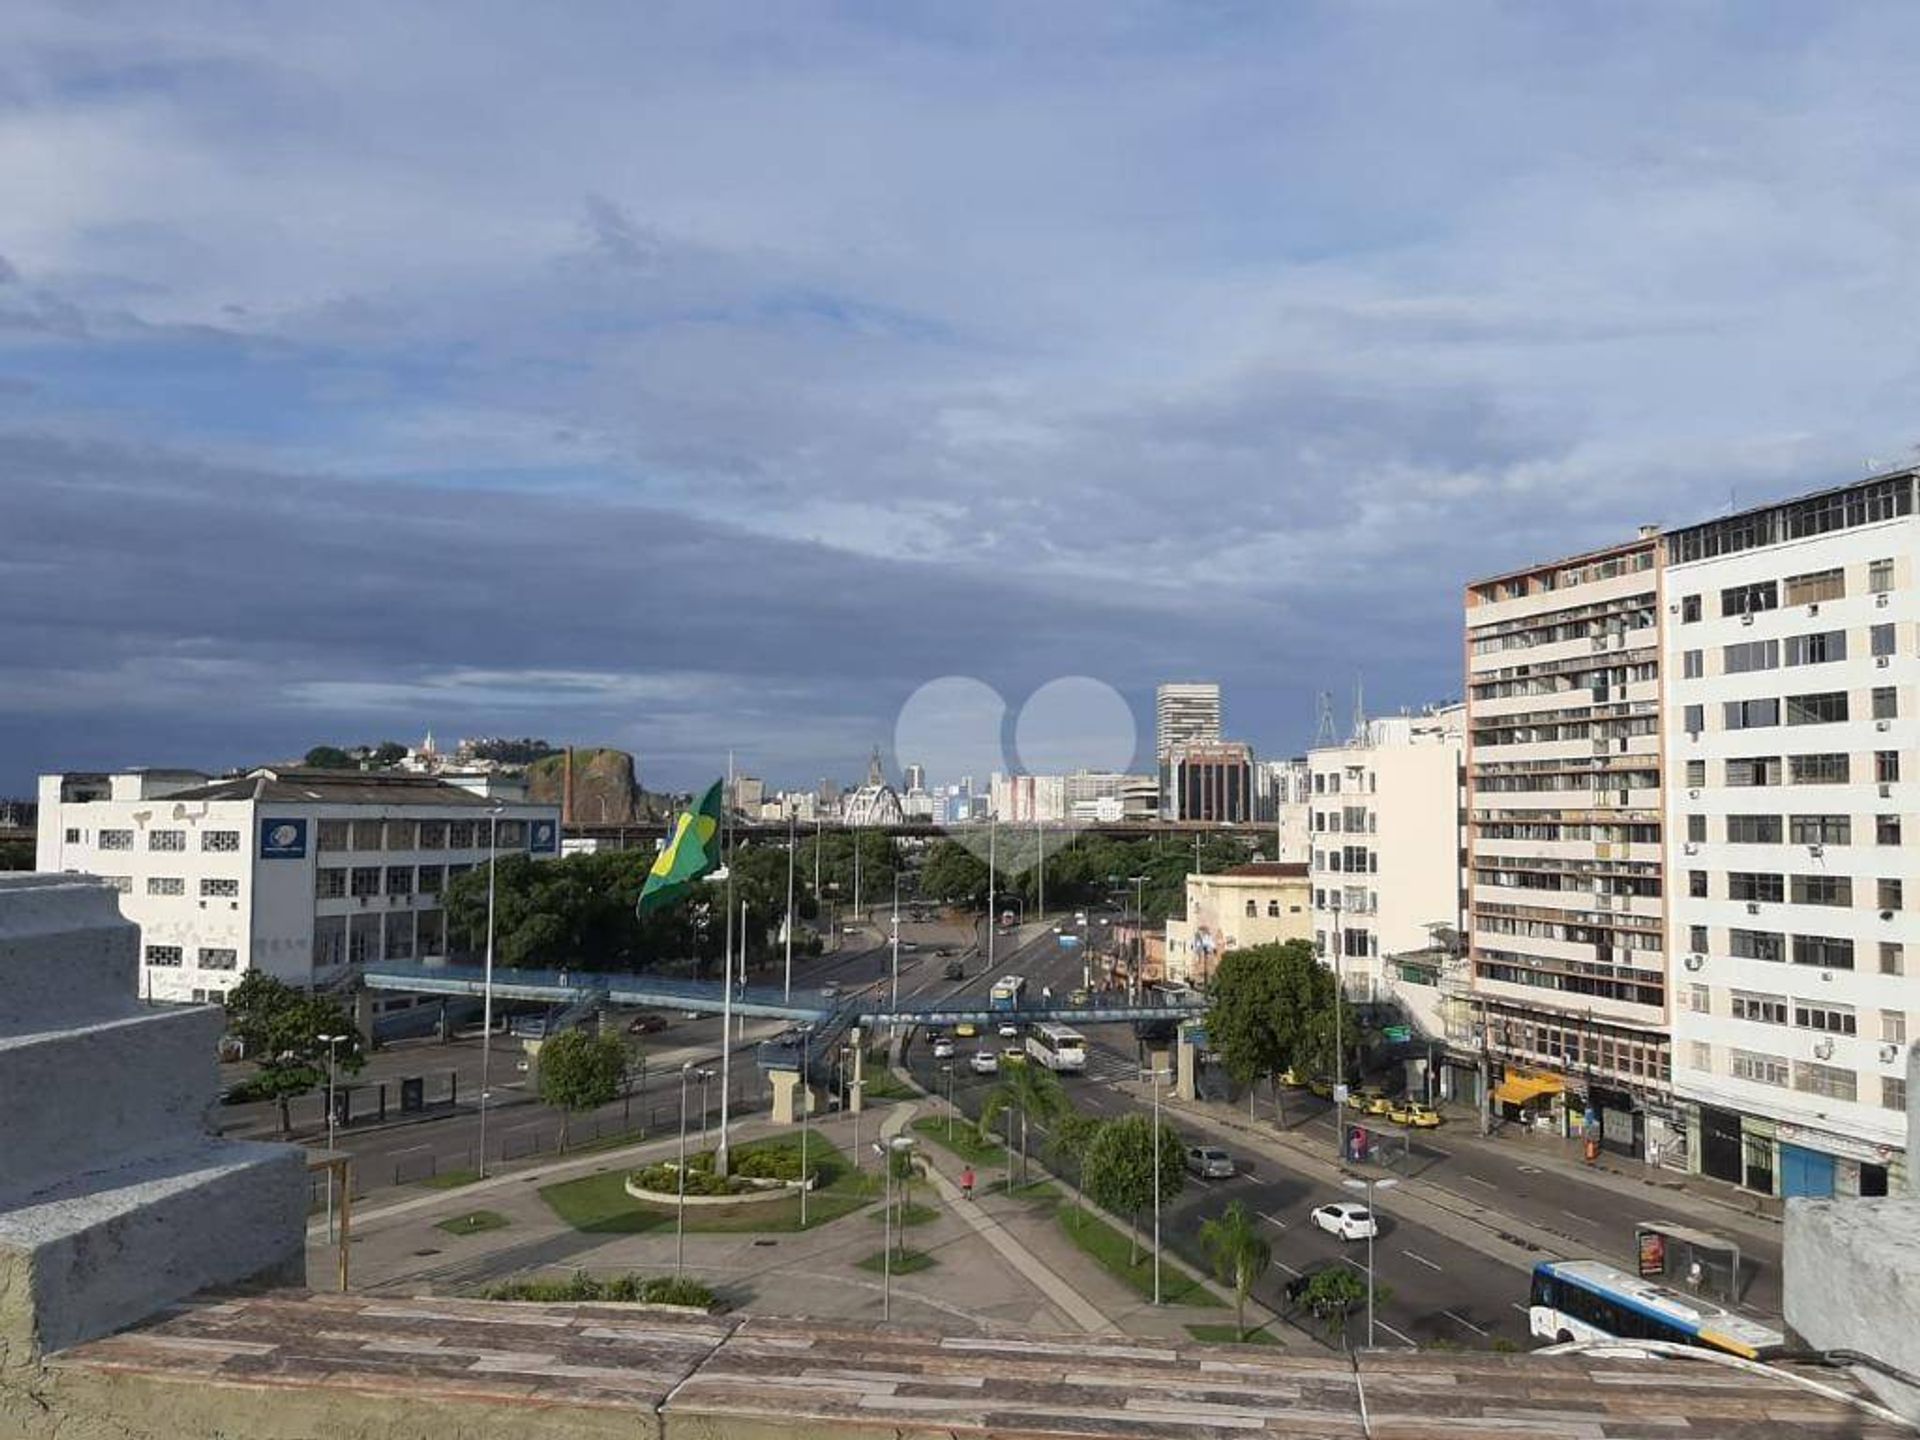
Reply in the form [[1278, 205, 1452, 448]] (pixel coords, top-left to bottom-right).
[[1308, 706, 1466, 1042], [1661, 472, 1915, 1198], [36, 767, 559, 1003]]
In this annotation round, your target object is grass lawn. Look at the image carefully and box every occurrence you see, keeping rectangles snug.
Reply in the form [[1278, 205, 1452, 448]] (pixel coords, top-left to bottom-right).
[[1012, 1180, 1061, 1207], [435, 1210, 510, 1236], [910, 1116, 1007, 1168], [417, 1169, 481, 1191], [1185, 1324, 1278, 1346], [867, 1201, 940, 1227], [1056, 1208, 1223, 1308], [859, 1066, 919, 1101], [853, 1249, 937, 1275], [540, 1134, 878, 1236]]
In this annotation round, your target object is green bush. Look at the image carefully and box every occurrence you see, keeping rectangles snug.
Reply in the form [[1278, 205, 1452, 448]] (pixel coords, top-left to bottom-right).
[[483, 1271, 714, 1308], [734, 1148, 814, 1182], [633, 1164, 749, 1196]]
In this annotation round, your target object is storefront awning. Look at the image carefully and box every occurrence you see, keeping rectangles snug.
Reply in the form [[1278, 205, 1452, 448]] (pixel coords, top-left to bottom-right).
[[1493, 1072, 1563, 1107]]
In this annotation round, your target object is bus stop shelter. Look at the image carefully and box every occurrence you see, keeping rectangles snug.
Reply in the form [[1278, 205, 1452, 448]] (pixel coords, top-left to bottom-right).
[[1634, 1221, 1743, 1306]]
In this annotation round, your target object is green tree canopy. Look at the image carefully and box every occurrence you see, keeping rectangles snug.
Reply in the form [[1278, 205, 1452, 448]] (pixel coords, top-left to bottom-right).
[[1209, 939, 1345, 1100], [979, 1058, 1069, 1183], [919, 840, 991, 906], [536, 1028, 629, 1149], [223, 972, 364, 1135], [369, 740, 407, 767], [1199, 1199, 1272, 1340], [302, 745, 355, 770], [1081, 1112, 1185, 1263]]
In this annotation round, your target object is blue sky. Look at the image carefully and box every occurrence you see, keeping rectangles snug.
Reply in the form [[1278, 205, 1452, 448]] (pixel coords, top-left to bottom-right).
[[4, 2, 1919, 794]]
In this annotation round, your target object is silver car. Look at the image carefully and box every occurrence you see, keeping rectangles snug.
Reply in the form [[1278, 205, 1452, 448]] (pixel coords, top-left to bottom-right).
[[1185, 1145, 1235, 1179]]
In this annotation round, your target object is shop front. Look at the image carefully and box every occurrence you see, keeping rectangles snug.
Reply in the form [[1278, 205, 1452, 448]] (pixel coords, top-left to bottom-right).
[[1774, 1122, 1897, 1200]]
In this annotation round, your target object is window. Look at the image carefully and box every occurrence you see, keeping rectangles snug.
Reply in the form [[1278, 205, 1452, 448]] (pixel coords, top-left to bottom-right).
[[417, 864, 445, 896], [1871, 623, 1896, 658], [1793, 1061, 1857, 1102], [1873, 686, 1898, 720], [1879, 878, 1903, 912], [1682, 594, 1702, 623], [1683, 649, 1704, 679], [1786, 631, 1848, 666], [1790, 874, 1852, 906], [1729, 872, 1784, 903], [1729, 929, 1785, 963], [1722, 581, 1778, 617], [1688, 925, 1709, 953], [200, 877, 239, 898], [1245, 899, 1257, 917], [1784, 568, 1846, 605], [1785, 691, 1847, 725], [101, 875, 131, 893], [418, 821, 447, 850], [386, 866, 414, 896], [1726, 756, 1781, 787], [1869, 557, 1894, 594], [148, 829, 185, 852], [1887, 1078, 1910, 1112], [318, 820, 350, 852], [1793, 1001, 1857, 1034], [448, 821, 476, 849], [1876, 750, 1900, 784], [1791, 934, 1855, 970], [63, 827, 80, 844], [350, 866, 381, 898], [1731, 991, 1788, 1025], [1883, 942, 1906, 976], [1266, 899, 1281, 917], [146, 876, 185, 896], [1723, 639, 1779, 673], [1789, 814, 1851, 845], [351, 820, 382, 849], [1725, 814, 1782, 843], [1724, 698, 1779, 730], [384, 820, 416, 850], [98, 829, 133, 851], [1878, 815, 1903, 845], [1689, 1041, 1712, 1071], [1731, 1049, 1789, 1087], [315, 868, 347, 899], [1685, 759, 1706, 787], [144, 944, 183, 968], [1882, 1010, 1908, 1045], [1684, 703, 1705, 733], [1687, 982, 1710, 1012], [201, 829, 240, 853], [1686, 814, 1707, 843], [1789, 753, 1849, 785], [1689, 870, 1709, 899], [197, 947, 237, 971]]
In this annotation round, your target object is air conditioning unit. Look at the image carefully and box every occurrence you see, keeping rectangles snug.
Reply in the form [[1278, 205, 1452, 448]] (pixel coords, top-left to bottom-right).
[[1813, 1038, 1835, 1061], [1876, 592, 1891, 608], [1884, 1043, 1904, 1064], [1682, 953, 1704, 971], [1809, 843, 1825, 857], [1882, 910, 1896, 922], [1741, 613, 1755, 627], [1683, 842, 1699, 855], [1688, 788, 1701, 799], [1877, 655, 1891, 668], [1880, 783, 1893, 798], [1879, 719, 1894, 732], [1746, 901, 1762, 915], [1808, 603, 1820, 615]]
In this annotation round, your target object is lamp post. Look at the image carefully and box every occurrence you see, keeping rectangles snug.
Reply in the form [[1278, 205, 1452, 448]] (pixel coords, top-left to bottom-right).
[[1129, 874, 1147, 999], [986, 815, 997, 976], [941, 1063, 954, 1142], [318, 1032, 348, 1242], [797, 1026, 813, 1228], [784, 809, 796, 1004], [678, 1063, 711, 1276], [477, 805, 503, 1178], [1342, 1176, 1399, 1347], [1144, 1063, 1173, 1304], [698, 1067, 712, 1144], [882, 1135, 916, 1321], [889, 874, 901, 1031], [1329, 892, 1345, 1163]]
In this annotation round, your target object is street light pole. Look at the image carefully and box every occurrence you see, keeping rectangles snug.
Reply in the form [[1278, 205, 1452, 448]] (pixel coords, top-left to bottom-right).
[[986, 815, 997, 976], [1342, 1176, 1399, 1347], [1148, 1064, 1172, 1304], [890, 874, 900, 1027], [1130, 874, 1147, 999], [318, 1032, 347, 1242], [798, 1027, 812, 1228], [784, 809, 796, 1004], [699, 1068, 711, 1144], [477, 806, 502, 1177]]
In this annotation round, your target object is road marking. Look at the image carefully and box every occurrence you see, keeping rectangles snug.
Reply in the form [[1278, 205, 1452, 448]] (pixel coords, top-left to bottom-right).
[[1462, 1173, 1497, 1188], [1402, 1250, 1442, 1272], [1442, 1309, 1490, 1336], [1376, 1319, 1418, 1348], [1511, 1304, 1530, 1316], [1269, 1257, 1302, 1276], [1340, 1256, 1368, 1276], [1562, 1209, 1598, 1226], [392, 1144, 428, 1156], [1257, 1211, 1289, 1230]]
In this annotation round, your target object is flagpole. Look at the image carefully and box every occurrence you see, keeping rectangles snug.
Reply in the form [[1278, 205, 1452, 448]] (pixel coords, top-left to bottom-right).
[[784, 808, 796, 1004], [719, 753, 735, 1178]]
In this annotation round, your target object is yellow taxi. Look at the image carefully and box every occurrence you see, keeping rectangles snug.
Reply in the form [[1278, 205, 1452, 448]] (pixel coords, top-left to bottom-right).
[[1307, 1076, 1334, 1099], [1389, 1101, 1443, 1128], [953, 1021, 979, 1039], [1278, 1068, 1306, 1088], [1360, 1091, 1394, 1117]]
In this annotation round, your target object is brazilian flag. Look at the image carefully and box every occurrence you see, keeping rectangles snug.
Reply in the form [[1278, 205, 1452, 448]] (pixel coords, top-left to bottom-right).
[[638, 780, 726, 913]]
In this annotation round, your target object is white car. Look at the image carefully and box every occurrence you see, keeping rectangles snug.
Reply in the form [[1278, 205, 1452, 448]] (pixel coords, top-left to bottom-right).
[[931, 1037, 955, 1060], [970, 1050, 999, 1075], [1310, 1202, 1378, 1241], [998, 1021, 1020, 1039]]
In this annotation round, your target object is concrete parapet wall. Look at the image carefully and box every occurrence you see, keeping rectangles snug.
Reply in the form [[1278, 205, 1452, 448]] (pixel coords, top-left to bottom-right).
[[1784, 1195, 1920, 1424]]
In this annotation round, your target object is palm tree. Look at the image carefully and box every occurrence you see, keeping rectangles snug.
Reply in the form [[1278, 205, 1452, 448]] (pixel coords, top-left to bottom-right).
[[1199, 1200, 1272, 1340], [979, 1059, 1067, 1185]]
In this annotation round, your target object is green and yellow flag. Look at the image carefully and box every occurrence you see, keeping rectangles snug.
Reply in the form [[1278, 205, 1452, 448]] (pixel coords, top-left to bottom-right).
[[638, 779, 725, 913]]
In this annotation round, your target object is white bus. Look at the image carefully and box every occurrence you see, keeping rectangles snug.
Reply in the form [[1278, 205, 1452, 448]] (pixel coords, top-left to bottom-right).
[[1528, 1260, 1785, 1359], [988, 975, 1028, 1011], [1027, 1023, 1088, 1073]]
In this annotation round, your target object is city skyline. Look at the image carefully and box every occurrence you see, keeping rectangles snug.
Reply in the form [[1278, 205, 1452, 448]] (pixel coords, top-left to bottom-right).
[[8, 6, 1920, 792]]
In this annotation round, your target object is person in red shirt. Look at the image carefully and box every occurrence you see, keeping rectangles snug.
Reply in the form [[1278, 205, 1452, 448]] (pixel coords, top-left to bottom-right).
[[960, 1166, 975, 1200]]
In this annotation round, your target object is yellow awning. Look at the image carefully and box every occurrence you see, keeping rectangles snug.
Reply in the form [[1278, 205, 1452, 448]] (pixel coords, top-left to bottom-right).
[[1493, 1072, 1563, 1107]]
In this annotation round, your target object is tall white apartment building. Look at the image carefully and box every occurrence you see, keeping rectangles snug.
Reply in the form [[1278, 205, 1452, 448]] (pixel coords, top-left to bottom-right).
[[1308, 707, 1466, 1040], [37, 767, 559, 1003], [1156, 682, 1221, 815], [1661, 471, 1915, 1198], [988, 772, 1066, 823], [1464, 534, 1671, 1155], [1258, 757, 1312, 862]]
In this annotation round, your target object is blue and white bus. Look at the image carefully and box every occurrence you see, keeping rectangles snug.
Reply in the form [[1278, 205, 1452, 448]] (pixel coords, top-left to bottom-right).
[[1027, 1023, 1087, 1072], [988, 975, 1027, 1011], [1528, 1260, 1785, 1359]]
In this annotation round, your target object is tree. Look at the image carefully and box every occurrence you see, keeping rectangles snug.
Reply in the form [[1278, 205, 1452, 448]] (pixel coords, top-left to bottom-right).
[[537, 1028, 628, 1150], [370, 740, 407, 768], [886, 1144, 926, 1259], [1210, 939, 1336, 1117], [303, 745, 355, 770], [1047, 1111, 1103, 1210], [0, 840, 33, 871], [1199, 1200, 1271, 1340], [979, 1058, 1068, 1184], [919, 840, 991, 907], [223, 973, 364, 1136], [1296, 1266, 1388, 1348], [1081, 1112, 1184, 1264]]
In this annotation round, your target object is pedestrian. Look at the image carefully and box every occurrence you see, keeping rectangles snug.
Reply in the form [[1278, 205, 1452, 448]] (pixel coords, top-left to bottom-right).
[[960, 1165, 975, 1201]]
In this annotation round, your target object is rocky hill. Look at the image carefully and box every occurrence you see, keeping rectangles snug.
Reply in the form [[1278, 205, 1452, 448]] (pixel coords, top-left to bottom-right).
[[526, 748, 652, 823]]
